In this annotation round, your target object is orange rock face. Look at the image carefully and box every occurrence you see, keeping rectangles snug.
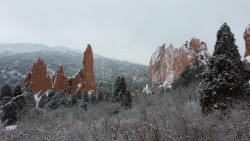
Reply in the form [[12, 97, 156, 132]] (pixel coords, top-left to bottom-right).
[[65, 44, 97, 95], [243, 25, 250, 65], [149, 38, 210, 87], [52, 65, 68, 93], [23, 44, 97, 96], [22, 58, 52, 94]]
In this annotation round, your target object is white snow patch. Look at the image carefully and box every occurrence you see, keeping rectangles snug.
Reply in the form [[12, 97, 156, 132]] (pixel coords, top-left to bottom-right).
[[143, 84, 152, 95], [5, 125, 17, 131], [34, 93, 41, 108], [244, 56, 250, 63], [151, 47, 161, 65]]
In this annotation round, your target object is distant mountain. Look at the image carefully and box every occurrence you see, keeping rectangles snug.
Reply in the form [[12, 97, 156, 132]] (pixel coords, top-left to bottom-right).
[[0, 43, 148, 93]]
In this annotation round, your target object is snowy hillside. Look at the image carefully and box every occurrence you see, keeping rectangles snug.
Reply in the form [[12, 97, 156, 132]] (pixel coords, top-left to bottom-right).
[[0, 43, 148, 93]]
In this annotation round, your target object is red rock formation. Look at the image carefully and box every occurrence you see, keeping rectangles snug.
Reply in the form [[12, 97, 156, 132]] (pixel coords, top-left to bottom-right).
[[149, 38, 210, 87], [23, 45, 97, 96], [244, 25, 250, 65], [65, 44, 97, 95], [52, 65, 68, 93], [22, 58, 52, 94]]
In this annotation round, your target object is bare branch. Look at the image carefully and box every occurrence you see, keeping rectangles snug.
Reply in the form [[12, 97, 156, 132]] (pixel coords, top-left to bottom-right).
[[0, 93, 27, 110]]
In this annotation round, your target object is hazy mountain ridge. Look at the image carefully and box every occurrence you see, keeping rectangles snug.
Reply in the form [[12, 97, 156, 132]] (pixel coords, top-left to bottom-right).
[[0, 43, 148, 92]]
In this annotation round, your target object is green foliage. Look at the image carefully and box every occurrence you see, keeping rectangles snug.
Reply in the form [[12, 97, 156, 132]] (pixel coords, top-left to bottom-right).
[[71, 94, 77, 106], [0, 84, 17, 125], [172, 65, 205, 89], [76, 90, 82, 99], [199, 23, 247, 114], [24, 92, 36, 108], [83, 91, 89, 102], [46, 91, 69, 109], [112, 76, 132, 108], [46, 90, 55, 103], [97, 91, 104, 102], [89, 93, 97, 104], [13, 85, 25, 110], [38, 93, 47, 108]]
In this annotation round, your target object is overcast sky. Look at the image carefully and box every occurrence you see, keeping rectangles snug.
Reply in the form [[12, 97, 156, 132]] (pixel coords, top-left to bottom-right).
[[0, 0, 249, 65]]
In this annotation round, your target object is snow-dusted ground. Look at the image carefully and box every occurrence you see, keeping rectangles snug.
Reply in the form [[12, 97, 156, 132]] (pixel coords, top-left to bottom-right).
[[4, 125, 17, 131]]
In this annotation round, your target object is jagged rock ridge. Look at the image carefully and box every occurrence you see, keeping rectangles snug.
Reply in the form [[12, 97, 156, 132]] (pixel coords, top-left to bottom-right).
[[52, 65, 68, 93], [22, 58, 52, 94], [23, 45, 97, 96], [149, 38, 210, 87]]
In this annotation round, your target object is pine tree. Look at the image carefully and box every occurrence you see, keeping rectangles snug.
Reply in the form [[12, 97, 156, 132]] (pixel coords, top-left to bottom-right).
[[46, 90, 55, 103], [199, 23, 246, 113], [89, 93, 97, 104], [0, 84, 17, 125], [112, 76, 132, 108], [118, 76, 127, 94], [38, 93, 47, 108], [97, 91, 104, 102], [71, 94, 77, 106], [46, 91, 69, 109], [76, 90, 82, 99], [83, 91, 89, 102], [13, 85, 25, 109], [112, 76, 120, 102]]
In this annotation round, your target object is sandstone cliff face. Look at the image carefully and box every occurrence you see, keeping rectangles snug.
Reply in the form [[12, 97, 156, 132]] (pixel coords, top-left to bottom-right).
[[22, 58, 52, 94], [52, 65, 68, 93], [149, 38, 210, 87], [23, 45, 97, 96], [244, 25, 250, 65]]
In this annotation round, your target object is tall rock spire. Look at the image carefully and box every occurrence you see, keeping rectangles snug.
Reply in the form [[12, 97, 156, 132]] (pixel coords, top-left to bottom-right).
[[52, 65, 68, 93], [65, 44, 97, 95]]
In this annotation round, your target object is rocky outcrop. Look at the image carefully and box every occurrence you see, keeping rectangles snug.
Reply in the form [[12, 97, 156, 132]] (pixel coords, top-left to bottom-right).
[[65, 44, 97, 95], [149, 38, 210, 87], [52, 65, 68, 93], [23, 44, 97, 96], [244, 25, 250, 65], [22, 58, 52, 94]]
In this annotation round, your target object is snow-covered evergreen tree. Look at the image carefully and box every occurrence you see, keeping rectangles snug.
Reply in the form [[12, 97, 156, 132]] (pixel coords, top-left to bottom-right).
[[83, 90, 89, 102], [38, 93, 47, 108], [13, 85, 25, 109], [97, 91, 104, 102], [71, 94, 77, 106], [112, 76, 120, 102], [76, 90, 82, 99], [89, 93, 97, 104], [112, 76, 132, 108], [0, 84, 17, 125], [199, 23, 246, 113]]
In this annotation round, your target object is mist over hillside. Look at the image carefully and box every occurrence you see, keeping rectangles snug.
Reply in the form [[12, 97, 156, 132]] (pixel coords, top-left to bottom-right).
[[0, 43, 148, 93]]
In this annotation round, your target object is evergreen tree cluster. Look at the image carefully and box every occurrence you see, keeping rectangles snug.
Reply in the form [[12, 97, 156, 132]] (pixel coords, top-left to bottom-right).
[[199, 23, 249, 114], [112, 76, 132, 108], [0, 84, 26, 126], [172, 65, 205, 89]]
